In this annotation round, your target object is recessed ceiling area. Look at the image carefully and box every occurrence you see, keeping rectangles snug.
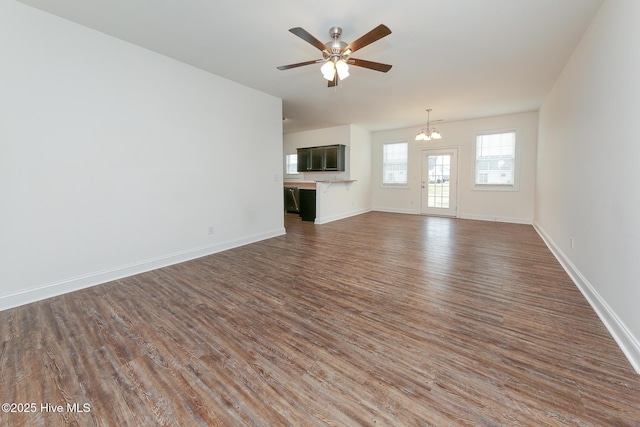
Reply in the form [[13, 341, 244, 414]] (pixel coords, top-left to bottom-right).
[[18, 0, 604, 133]]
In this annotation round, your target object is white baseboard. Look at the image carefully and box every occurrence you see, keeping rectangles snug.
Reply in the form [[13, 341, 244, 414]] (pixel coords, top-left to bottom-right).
[[534, 223, 640, 374], [459, 213, 532, 225], [372, 207, 419, 215], [0, 227, 286, 312], [314, 208, 372, 225], [371, 209, 532, 225]]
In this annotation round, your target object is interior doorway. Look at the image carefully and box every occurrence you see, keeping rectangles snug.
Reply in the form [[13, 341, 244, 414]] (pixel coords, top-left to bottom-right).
[[421, 148, 458, 217]]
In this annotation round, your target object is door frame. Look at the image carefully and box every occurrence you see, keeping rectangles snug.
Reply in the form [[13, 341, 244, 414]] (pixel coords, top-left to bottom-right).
[[420, 148, 459, 217]]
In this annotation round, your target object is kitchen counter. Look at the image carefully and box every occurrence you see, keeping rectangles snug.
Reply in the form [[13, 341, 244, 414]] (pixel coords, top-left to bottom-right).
[[284, 180, 356, 190], [283, 181, 316, 190]]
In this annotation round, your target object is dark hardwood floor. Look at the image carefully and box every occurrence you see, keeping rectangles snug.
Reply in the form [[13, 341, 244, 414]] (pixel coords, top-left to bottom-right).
[[1, 212, 639, 426]]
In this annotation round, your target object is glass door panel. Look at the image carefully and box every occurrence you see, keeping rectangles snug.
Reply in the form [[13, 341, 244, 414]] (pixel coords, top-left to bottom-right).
[[421, 149, 458, 216]]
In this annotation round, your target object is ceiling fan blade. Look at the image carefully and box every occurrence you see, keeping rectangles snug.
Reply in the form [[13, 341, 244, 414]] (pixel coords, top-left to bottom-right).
[[289, 27, 328, 52], [345, 24, 391, 54], [349, 58, 393, 73], [277, 60, 320, 71]]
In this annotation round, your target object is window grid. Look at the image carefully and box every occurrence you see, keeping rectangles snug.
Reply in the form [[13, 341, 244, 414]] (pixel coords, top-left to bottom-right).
[[383, 142, 408, 185], [286, 154, 298, 175], [475, 131, 516, 186], [427, 155, 450, 208]]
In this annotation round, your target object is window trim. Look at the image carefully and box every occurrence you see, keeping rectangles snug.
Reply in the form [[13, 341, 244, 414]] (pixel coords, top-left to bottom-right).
[[472, 129, 519, 192], [382, 140, 409, 187]]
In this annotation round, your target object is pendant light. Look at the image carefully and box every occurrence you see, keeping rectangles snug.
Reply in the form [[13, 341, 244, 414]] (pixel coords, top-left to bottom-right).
[[415, 109, 442, 141]]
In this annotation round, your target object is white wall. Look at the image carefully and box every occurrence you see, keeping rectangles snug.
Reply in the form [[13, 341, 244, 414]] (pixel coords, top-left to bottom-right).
[[0, 0, 284, 310], [347, 125, 373, 214], [372, 112, 538, 224], [283, 125, 372, 224], [536, 0, 640, 372]]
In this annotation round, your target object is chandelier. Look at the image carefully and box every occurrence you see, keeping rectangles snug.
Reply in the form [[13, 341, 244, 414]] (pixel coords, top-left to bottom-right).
[[415, 109, 442, 141]]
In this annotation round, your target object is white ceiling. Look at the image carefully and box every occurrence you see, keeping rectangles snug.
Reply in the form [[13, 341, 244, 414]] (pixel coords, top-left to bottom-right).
[[19, 0, 604, 134]]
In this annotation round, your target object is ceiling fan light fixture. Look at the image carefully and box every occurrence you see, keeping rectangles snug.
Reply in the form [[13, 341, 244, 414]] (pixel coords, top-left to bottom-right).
[[321, 61, 336, 80], [277, 25, 392, 87], [335, 60, 350, 80]]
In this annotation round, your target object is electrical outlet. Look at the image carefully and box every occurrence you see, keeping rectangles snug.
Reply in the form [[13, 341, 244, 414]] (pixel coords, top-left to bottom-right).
[[570, 237, 575, 248], [208, 226, 215, 235]]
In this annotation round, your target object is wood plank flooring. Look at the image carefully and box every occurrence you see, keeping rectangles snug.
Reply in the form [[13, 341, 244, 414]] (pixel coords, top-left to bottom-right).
[[1, 212, 639, 426]]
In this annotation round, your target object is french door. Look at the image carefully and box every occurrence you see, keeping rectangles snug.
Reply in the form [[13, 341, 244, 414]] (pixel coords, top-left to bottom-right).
[[421, 148, 458, 217]]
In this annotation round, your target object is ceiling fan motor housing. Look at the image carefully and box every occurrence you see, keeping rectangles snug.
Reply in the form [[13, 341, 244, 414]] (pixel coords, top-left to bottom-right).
[[325, 27, 349, 61]]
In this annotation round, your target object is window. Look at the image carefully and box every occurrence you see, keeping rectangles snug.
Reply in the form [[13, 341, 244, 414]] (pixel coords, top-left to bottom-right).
[[285, 154, 298, 174], [383, 142, 408, 185], [475, 131, 516, 187]]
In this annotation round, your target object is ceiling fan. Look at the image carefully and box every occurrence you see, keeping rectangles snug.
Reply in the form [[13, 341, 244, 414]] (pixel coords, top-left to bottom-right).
[[277, 24, 392, 87]]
